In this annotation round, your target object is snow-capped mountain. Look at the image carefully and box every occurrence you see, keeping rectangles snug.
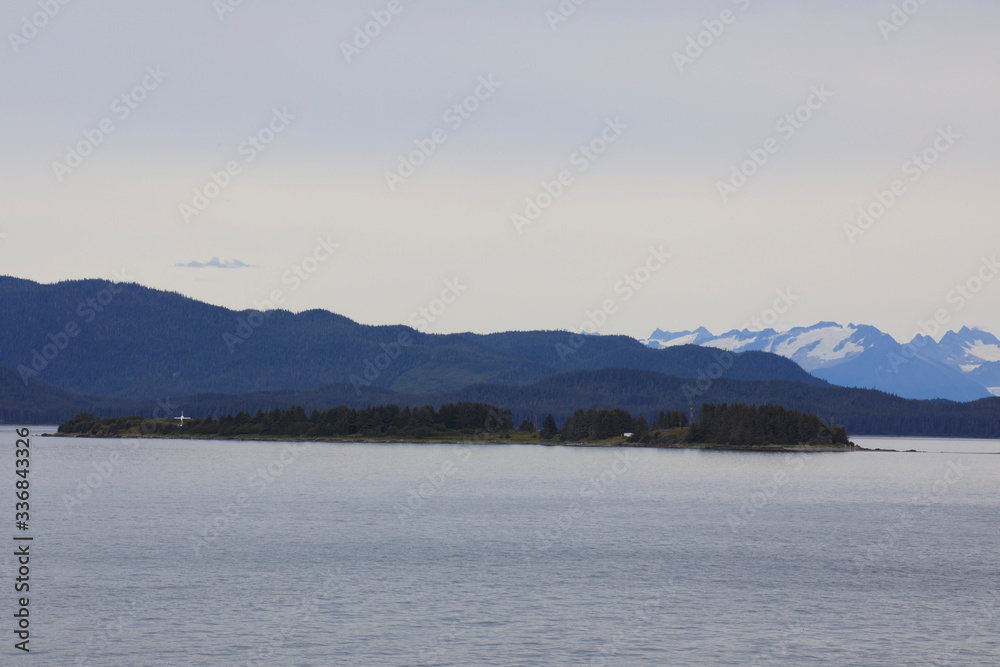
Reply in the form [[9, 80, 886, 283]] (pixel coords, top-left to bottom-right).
[[643, 327, 718, 348], [641, 323, 999, 402], [916, 327, 1000, 397]]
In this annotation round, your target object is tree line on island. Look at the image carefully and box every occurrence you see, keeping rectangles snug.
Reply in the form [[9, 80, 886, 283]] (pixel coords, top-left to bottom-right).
[[58, 402, 849, 448]]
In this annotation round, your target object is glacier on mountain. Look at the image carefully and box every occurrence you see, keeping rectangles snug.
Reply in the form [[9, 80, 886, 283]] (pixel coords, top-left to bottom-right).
[[640, 322, 1000, 402]]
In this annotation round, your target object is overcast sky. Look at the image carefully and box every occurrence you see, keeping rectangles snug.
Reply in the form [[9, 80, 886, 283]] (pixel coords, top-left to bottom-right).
[[2, 0, 998, 342]]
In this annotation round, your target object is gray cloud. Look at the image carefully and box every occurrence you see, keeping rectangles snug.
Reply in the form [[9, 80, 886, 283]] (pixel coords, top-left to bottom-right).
[[175, 257, 257, 269]]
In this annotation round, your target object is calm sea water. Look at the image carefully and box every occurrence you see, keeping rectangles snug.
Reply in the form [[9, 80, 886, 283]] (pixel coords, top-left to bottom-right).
[[4, 426, 999, 666]]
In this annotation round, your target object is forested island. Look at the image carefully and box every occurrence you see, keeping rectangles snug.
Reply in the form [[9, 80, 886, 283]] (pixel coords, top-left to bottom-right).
[[56, 402, 854, 450]]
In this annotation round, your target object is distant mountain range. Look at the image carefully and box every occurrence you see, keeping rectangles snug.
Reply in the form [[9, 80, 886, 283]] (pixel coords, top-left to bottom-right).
[[1, 277, 998, 438], [641, 323, 1000, 402]]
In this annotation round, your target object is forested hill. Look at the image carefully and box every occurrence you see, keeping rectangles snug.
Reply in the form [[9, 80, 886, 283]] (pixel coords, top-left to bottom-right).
[[0, 277, 824, 398], [0, 364, 134, 424]]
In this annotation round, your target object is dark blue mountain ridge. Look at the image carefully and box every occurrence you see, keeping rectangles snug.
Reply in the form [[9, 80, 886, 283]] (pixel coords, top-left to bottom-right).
[[0, 276, 824, 398]]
